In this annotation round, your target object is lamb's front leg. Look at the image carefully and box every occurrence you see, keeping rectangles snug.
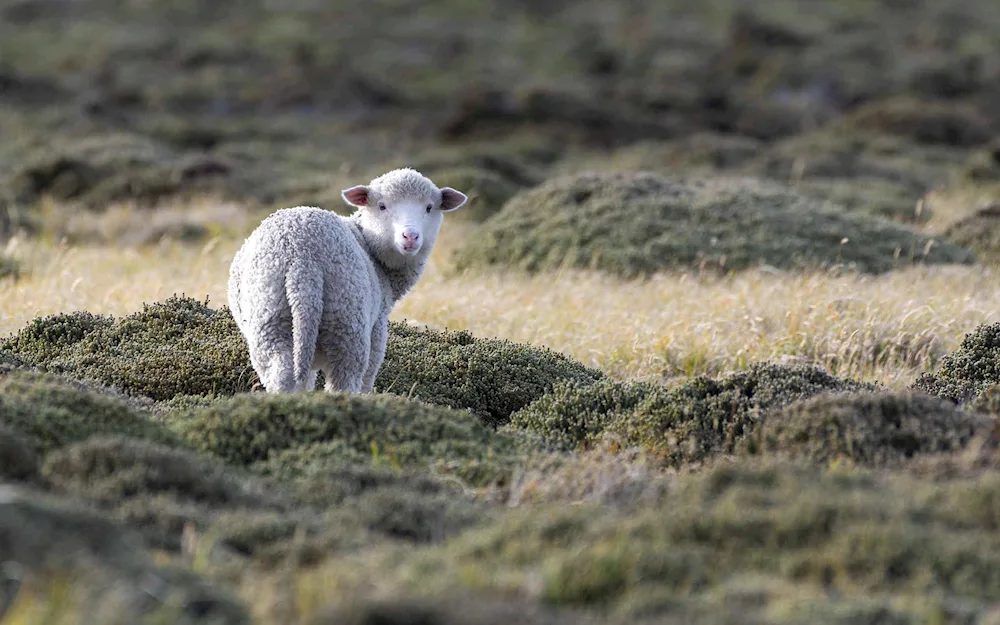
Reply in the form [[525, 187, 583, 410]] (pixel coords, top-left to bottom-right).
[[361, 316, 390, 394]]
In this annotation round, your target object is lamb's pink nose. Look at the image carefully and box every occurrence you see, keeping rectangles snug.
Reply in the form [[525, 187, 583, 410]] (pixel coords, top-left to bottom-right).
[[402, 231, 419, 243]]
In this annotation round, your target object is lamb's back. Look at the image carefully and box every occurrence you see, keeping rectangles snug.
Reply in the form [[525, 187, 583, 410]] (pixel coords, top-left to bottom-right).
[[241, 207, 369, 273]]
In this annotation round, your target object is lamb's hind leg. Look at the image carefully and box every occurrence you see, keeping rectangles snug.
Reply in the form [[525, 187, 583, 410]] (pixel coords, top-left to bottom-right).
[[317, 320, 370, 394], [253, 337, 297, 393]]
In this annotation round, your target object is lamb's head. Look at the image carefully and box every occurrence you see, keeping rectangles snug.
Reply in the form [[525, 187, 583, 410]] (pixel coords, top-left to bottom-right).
[[342, 168, 466, 259]]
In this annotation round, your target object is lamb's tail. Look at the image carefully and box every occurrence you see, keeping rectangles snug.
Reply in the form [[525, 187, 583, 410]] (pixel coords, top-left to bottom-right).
[[287, 266, 323, 391]]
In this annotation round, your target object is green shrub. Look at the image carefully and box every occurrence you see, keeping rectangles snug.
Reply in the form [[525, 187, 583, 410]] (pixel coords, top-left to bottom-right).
[[585, 136, 930, 224], [749, 391, 993, 466], [3, 299, 601, 421], [285, 463, 455, 509], [512, 363, 873, 466], [943, 203, 1000, 263], [41, 436, 262, 505], [452, 172, 974, 278], [376, 321, 604, 427], [737, 128, 969, 224], [0, 349, 25, 376], [839, 97, 993, 147], [508, 378, 661, 450], [575, 134, 763, 175], [370, 460, 1000, 621], [961, 141, 1000, 183], [311, 595, 595, 625], [0, 487, 251, 624], [34, 437, 481, 563], [8, 133, 234, 209], [208, 470, 483, 564], [254, 440, 371, 476], [166, 392, 529, 486], [0, 253, 20, 279], [794, 177, 929, 224], [1, 295, 257, 400], [912, 323, 1000, 403], [2, 310, 114, 363], [348, 487, 484, 544], [0, 370, 180, 454], [0, 422, 39, 481]]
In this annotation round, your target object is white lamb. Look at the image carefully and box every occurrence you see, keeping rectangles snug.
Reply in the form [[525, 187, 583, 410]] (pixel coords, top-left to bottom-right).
[[227, 168, 467, 394]]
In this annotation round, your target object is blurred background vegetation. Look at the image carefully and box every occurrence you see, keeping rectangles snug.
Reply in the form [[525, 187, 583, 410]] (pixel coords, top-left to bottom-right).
[[5, 1, 1000, 624]]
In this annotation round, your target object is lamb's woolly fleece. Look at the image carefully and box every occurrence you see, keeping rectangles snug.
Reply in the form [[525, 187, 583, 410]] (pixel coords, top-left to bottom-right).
[[228, 168, 463, 394]]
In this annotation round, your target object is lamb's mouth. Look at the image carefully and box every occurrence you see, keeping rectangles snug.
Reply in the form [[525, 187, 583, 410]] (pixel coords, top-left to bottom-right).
[[397, 242, 421, 255]]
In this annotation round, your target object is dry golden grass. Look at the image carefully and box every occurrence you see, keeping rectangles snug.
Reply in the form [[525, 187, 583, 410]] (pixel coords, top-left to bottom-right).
[[3, 212, 1000, 389], [0, 234, 233, 330]]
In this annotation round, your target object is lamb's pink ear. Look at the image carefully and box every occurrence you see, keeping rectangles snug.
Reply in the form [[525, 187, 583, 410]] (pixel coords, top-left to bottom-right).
[[341, 185, 370, 207], [439, 187, 467, 212]]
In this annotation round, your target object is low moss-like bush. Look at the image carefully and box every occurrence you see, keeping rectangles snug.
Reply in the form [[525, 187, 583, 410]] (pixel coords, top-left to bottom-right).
[[253, 440, 371, 476], [961, 140, 1000, 183], [511, 363, 872, 466], [912, 322, 1000, 403], [2, 310, 114, 363], [840, 97, 993, 147], [347, 487, 484, 544], [794, 177, 929, 224], [943, 203, 1000, 263], [0, 487, 251, 624], [41, 436, 261, 505], [585, 134, 763, 175], [508, 378, 660, 450], [207, 468, 482, 562], [286, 463, 455, 509], [0, 370, 180, 454], [738, 129, 969, 224], [0, 422, 39, 480], [7, 133, 234, 209], [312, 595, 594, 625], [0, 253, 20, 279], [587, 137, 930, 224], [0, 349, 25, 375], [166, 392, 529, 486], [749, 391, 993, 466], [1, 295, 256, 400], [376, 322, 604, 427], [353, 460, 1000, 621], [452, 172, 974, 278], [3, 299, 601, 421]]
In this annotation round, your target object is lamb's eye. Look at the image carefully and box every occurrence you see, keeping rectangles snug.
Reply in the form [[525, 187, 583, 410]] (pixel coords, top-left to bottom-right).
[[378, 202, 386, 211], [426, 204, 433, 213]]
